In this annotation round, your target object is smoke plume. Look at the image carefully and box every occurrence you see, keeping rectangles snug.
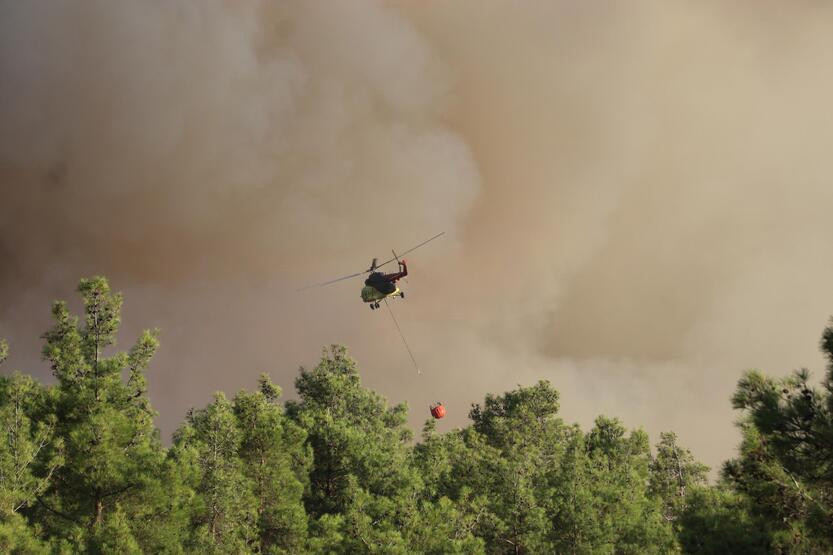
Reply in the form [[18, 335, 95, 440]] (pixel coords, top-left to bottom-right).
[[3, 1, 833, 471]]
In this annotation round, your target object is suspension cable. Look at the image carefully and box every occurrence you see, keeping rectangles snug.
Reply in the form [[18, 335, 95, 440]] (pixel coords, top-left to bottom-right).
[[383, 298, 421, 375]]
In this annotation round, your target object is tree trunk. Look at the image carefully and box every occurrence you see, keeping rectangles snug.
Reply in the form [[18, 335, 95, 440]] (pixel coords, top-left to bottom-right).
[[95, 498, 104, 526]]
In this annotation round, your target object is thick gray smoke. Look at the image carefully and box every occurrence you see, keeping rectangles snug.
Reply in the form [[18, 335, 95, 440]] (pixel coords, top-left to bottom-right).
[[3, 1, 833, 472], [0, 0, 477, 439]]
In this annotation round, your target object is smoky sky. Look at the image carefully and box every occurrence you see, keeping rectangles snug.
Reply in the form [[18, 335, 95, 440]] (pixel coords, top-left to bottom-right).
[[3, 1, 833, 472]]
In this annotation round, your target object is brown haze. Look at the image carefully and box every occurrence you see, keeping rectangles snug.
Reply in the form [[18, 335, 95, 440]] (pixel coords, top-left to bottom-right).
[[3, 1, 833, 472]]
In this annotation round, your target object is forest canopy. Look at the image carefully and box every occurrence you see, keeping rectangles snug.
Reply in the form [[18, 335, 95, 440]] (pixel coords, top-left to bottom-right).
[[0, 277, 831, 553]]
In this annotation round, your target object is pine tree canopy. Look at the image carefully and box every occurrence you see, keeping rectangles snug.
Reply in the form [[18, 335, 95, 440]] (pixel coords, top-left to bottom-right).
[[2, 277, 833, 552]]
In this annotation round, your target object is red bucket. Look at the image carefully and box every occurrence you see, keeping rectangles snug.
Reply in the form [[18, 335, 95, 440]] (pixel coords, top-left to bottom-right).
[[430, 404, 446, 419]]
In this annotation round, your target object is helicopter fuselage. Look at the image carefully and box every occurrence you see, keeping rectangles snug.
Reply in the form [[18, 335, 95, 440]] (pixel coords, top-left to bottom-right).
[[361, 261, 407, 310], [361, 285, 402, 303]]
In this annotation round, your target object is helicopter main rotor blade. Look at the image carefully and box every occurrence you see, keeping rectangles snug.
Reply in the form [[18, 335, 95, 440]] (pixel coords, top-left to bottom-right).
[[296, 231, 444, 292], [296, 270, 367, 291], [374, 231, 445, 270]]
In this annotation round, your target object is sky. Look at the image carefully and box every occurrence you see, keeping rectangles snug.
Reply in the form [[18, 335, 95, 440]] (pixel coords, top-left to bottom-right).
[[2, 0, 833, 473]]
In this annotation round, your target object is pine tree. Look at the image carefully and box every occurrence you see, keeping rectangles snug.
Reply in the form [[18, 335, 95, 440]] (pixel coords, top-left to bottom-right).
[[0, 345, 60, 554], [465, 380, 565, 553], [413, 421, 489, 553], [173, 393, 257, 553], [649, 431, 709, 523], [677, 486, 770, 553], [18, 274, 833, 551], [86, 504, 141, 554], [287, 346, 433, 552], [582, 417, 676, 553], [427, 382, 678, 553], [33, 277, 180, 550], [0, 512, 49, 554], [0, 372, 62, 518], [233, 374, 310, 553], [722, 320, 833, 550]]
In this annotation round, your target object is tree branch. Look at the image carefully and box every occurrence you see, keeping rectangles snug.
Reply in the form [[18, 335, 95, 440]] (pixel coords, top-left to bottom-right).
[[35, 494, 80, 524]]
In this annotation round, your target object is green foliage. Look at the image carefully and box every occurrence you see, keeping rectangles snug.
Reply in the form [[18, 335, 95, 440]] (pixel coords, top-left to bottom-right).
[[287, 346, 425, 551], [0, 511, 48, 554], [715, 319, 833, 552], [174, 393, 257, 552], [17, 276, 833, 552], [649, 431, 709, 523], [417, 382, 678, 554], [0, 373, 62, 516], [286, 346, 415, 516], [573, 417, 676, 554], [170, 374, 313, 554], [87, 504, 141, 554], [465, 381, 567, 552], [0, 339, 8, 366], [33, 277, 176, 550], [234, 375, 310, 553], [677, 486, 770, 553]]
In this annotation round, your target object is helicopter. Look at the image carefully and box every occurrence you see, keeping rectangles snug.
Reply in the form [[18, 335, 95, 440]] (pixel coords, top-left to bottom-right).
[[359, 256, 407, 310], [299, 232, 444, 310], [299, 232, 446, 408]]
